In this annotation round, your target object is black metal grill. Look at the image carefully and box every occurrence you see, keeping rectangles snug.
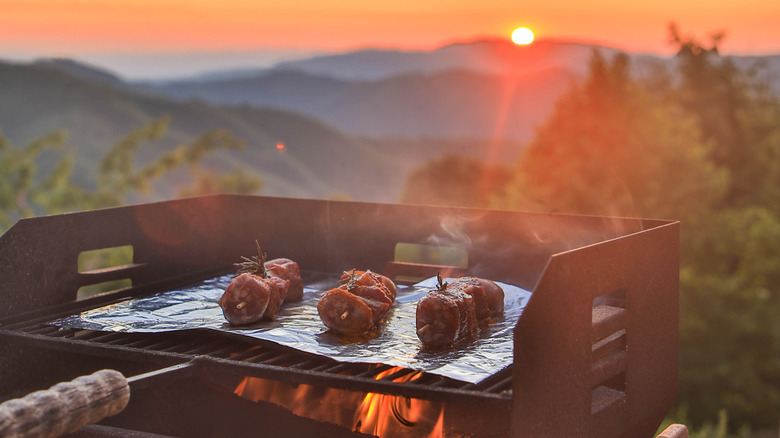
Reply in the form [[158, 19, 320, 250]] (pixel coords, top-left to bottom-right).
[[4, 317, 513, 402], [0, 194, 680, 437]]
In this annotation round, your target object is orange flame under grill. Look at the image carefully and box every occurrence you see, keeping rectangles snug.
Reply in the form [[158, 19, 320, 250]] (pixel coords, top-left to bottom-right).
[[234, 365, 445, 437], [352, 367, 444, 437]]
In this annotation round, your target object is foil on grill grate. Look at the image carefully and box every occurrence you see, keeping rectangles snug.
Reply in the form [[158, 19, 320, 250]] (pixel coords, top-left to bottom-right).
[[49, 275, 531, 384]]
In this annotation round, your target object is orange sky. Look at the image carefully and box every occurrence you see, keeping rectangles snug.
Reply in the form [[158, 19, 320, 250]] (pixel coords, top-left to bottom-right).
[[1, 0, 779, 57]]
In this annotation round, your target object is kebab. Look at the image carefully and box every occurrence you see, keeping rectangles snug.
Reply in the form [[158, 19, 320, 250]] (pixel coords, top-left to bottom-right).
[[416, 274, 505, 348], [219, 242, 302, 325], [317, 270, 397, 336]]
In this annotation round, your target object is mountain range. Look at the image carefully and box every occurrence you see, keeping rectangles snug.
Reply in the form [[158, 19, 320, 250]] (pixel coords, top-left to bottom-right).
[[142, 39, 636, 140], [139, 38, 780, 140], [2, 38, 779, 202]]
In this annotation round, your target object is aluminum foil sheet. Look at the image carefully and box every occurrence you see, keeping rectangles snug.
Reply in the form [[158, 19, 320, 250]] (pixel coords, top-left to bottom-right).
[[50, 274, 531, 384]]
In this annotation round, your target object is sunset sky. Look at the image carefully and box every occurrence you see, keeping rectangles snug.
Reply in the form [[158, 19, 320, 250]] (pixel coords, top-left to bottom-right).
[[1, 0, 778, 77]]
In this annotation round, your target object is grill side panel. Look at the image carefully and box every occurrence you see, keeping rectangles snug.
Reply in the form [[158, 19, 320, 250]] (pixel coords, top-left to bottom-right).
[[511, 221, 679, 438]]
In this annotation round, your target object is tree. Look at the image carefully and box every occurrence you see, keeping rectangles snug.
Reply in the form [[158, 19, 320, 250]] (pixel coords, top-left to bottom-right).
[[679, 207, 780, 429], [0, 117, 263, 235], [493, 36, 780, 432], [669, 24, 780, 210], [502, 50, 726, 225], [662, 26, 780, 430], [0, 129, 69, 230], [399, 154, 512, 208]]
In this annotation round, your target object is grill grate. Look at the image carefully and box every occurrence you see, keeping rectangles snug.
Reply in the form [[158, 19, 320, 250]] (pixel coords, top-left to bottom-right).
[[4, 317, 513, 403]]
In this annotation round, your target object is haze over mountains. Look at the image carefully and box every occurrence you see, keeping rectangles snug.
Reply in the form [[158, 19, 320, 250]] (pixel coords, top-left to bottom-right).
[[144, 39, 602, 140], [2, 38, 779, 202], [140, 38, 780, 139]]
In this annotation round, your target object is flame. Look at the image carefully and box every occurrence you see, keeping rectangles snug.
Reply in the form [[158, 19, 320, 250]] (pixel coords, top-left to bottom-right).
[[352, 367, 444, 437], [233, 365, 446, 437]]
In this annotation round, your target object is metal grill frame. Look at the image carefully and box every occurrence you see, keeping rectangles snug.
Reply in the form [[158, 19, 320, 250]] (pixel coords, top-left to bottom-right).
[[0, 194, 679, 437]]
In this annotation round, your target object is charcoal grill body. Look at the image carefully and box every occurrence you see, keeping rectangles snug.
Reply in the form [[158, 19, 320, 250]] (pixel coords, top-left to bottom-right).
[[0, 195, 679, 437]]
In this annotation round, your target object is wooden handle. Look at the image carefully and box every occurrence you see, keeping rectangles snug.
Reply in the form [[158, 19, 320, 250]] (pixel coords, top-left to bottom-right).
[[656, 424, 689, 438], [0, 369, 130, 438]]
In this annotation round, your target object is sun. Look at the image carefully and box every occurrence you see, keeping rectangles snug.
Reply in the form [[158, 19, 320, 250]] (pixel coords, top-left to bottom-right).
[[511, 27, 534, 45]]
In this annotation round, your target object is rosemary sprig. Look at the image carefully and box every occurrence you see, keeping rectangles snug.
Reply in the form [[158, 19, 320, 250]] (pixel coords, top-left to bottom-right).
[[435, 272, 448, 291], [234, 240, 268, 278], [339, 269, 359, 291]]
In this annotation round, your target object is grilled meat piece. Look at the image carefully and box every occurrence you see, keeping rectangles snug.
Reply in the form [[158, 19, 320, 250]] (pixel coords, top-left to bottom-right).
[[219, 273, 290, 325], [416, 286, 478, 348], [220, 243, 298, 325], [450, 277, 505, 326], [261, 275, 291, 320], [416, 276, 504, 347], [340, 269, 397, 298], [266, 258, 304, 302], [318, 270, 397, 336], [219, 273, 271, 325]]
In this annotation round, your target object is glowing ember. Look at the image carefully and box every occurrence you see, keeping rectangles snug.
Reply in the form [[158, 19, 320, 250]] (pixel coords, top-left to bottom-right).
[[276, 142, 285, 151]]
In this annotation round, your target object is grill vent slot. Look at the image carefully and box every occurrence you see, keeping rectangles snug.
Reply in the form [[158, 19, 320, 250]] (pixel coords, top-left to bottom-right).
[[384, 242, 468, 284], [591, 289, 627, 419], [77, 245, 144, 299]]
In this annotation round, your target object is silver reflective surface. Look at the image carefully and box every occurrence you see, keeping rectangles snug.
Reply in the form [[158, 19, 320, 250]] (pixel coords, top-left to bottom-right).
[[51, 275, 531, 384]]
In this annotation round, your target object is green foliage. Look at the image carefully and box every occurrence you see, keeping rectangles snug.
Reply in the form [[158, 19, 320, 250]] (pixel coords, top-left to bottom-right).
[[89, 117, 250, 207], [665, 27, 780, 431], [661, 408, 752, 438], [1, 60, 388, 202], [482, 27, 780, 432], [76, 245, 134, 298], [0, 129, 69, 229], [503, 50, 727, 225], [399, 154, 513, 208], [178, 166, 262, 198], [0, 117, 263, 235], [679, 207, 780, 428], [668, 24, 780, 209]]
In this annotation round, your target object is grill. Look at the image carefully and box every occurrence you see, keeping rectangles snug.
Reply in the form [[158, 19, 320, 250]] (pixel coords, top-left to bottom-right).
[[0, 194, 680, 437]]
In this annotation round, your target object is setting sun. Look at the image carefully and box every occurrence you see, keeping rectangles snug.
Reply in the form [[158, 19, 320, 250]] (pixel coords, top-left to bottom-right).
[[511, 27, 534, 45]]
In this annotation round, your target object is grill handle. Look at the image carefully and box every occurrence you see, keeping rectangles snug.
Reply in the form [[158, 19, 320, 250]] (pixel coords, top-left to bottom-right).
[[0, 369, 129, 438]]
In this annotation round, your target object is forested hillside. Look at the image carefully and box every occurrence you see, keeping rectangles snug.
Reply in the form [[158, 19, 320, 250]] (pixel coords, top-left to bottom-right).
[[0, 60, 407, 202], [400, 31, 780, 436]]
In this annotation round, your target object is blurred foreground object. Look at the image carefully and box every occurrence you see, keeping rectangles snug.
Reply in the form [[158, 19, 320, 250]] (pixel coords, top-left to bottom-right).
[[0, 369, 129, 438]]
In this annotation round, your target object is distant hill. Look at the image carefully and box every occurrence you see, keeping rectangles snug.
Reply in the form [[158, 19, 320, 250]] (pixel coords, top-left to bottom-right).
[[143, 39, 780, 141], [33, 58, 125, 86], [145, 66, 576, 140], [141, 40, 614, 140], [0, 61, 413, 202], [271, 38, 622, 81], [5, 38, 778, 204], [139, 40, 615, 141], [0, 59, 527, 203]]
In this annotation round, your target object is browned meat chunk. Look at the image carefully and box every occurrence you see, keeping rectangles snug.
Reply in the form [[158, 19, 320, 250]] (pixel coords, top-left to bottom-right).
[[318, 270, 397, 335], [218, 273, 271, 325], [451, 277, 504, 326], [317, 287, 374, 335], [416, 276, 504, 347], [219, 243, 296, 325], [266, 258, 304, 302], [416, 287, 478, 348], [261, 275, 291, 320]]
